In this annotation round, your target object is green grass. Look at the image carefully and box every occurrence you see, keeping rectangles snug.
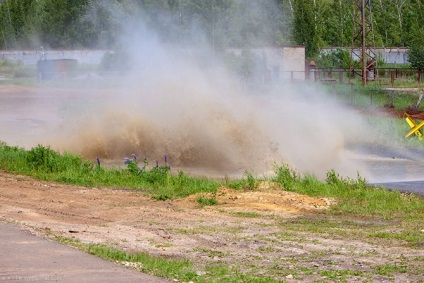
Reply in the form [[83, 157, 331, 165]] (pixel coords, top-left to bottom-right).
[[54, 236, 281, 283], [229, 211, 261, 218], [325, 84, 423, 111], [0, 142, 423, 221], [196, 194, 218, 207], [0, 142, 221, 200], [0, 60, 37, 86], [346, 74, 423, 89]]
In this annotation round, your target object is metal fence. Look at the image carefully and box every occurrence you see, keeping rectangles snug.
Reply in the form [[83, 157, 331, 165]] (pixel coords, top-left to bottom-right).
[[307, 68, 422, 86]]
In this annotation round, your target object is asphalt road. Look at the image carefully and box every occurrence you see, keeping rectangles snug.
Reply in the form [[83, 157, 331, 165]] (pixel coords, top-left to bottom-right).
[[0, 221, 170, 283]]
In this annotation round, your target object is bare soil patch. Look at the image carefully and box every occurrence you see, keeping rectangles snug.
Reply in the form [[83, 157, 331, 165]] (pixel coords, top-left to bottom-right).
[[176, 185, 335, 215], [0, 171, 422, 282]]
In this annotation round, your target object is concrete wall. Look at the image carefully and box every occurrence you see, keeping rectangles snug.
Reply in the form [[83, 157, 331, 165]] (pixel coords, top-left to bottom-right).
[[321, 47, 410, 65], [0, 50, 110, 65]]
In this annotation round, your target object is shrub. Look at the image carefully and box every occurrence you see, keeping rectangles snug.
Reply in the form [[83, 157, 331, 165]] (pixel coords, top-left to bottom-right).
[[272, 163, 299, 191], [26, 145, 64, 172]]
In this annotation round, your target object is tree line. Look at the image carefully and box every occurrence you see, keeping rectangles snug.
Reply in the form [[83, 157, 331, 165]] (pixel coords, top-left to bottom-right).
[[0, 0, 423, 60]]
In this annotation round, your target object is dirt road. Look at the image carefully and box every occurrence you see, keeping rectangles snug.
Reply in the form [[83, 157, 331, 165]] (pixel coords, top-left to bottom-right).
[[0, 171, 422, 282]]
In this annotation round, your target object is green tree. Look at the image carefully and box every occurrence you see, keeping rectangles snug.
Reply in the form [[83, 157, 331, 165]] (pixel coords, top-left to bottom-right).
[[0, 0, 34, 49], [188, 0, 235, 50], [321, 0, 352, 47], [293, 0, 318, 58], [227, 0, 293, 47], [408, 28, 424, 71]]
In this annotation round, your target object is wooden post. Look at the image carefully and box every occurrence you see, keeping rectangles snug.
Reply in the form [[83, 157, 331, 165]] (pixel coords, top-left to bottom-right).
[[391, 90, 395, 108], [391, 71, 395, 87]]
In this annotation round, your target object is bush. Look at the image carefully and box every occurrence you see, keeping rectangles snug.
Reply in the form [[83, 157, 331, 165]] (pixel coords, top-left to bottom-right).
[[26, 145, 64, 172], [272, 163, 299, 191], [25, 145, 86, 174]]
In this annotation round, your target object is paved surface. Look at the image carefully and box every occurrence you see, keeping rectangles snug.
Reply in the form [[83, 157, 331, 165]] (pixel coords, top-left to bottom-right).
[[0, 221, 170, 283]]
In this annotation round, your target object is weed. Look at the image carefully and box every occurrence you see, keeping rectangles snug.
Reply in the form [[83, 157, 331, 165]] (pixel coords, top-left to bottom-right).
[[318, 269, 364, 281], [194, 247, 227, 258], [229, 211, 261, 218], [196, 194, 218, 207], [373, 263, 409, 276], [244, 170, 256, 190], [149, 239, 173, 248], [125, 158, 140, 175], [272, 163, 299, 191], [54, 235, 279, 283]]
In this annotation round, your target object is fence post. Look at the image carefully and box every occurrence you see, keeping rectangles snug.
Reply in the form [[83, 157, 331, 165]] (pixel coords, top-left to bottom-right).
[[391, 90, 395, 108], [391, 71, 395, 87], [308, 61, 316, 81]]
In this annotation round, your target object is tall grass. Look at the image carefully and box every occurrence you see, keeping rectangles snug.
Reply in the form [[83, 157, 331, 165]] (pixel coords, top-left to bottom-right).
[[272, 163, 424, 219], [0, 142, 422, 219], [0, 142, 220, 199], [1, 141, 423, 283]]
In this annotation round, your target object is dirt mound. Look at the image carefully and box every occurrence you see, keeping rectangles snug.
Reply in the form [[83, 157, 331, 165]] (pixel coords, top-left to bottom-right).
[[175, 183, 336, 215]]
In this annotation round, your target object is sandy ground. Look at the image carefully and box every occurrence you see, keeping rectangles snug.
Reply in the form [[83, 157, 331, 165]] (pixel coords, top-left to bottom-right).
[[0, 171, 423, 282]]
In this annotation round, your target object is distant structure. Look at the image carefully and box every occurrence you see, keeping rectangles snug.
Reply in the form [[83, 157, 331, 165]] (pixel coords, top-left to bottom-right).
[[226, 46, 306, 83], [0, 50, 109, 65], [321, 47, 410, 65], [36, 58, 78, 80], [350, 0, 377, 85]]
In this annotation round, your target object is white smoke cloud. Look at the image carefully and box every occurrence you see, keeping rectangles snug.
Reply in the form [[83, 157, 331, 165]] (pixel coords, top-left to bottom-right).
[[1, 1, 377, 180]]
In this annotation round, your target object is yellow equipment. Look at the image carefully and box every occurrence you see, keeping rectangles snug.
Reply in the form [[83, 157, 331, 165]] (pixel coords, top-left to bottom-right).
[[404, 112, 424, 140]]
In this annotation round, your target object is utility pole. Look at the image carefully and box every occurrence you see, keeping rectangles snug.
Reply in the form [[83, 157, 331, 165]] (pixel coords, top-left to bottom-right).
[[350, 0, 377, 86]]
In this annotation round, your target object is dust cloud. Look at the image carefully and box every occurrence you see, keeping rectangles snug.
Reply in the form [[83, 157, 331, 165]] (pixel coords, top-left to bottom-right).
[[54, 23, 371, 178], [1, 2, 376, 179]]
